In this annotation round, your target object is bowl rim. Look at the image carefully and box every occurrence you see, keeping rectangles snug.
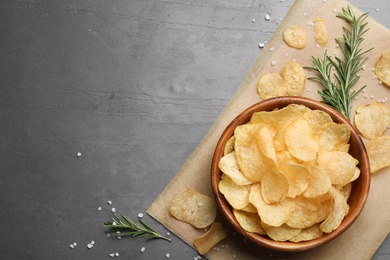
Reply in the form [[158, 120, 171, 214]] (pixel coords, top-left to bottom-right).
[[211, 96, 370, 252]]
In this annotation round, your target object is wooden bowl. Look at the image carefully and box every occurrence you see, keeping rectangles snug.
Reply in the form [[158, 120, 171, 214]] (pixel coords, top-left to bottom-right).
[[211, 96, 370, 252]]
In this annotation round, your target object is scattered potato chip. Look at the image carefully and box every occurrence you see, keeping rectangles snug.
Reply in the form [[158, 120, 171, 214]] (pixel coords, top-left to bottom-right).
[[366, 135, 390, 173], [262, 222, 301, 242], [280, 163, 309, 198], [249, 184, 295, 227], [219, 151, 253, 185], [261, 168, 289, 203], [317, 151, 358, 185], [289, 224, 323, 243], [233, 209, 266, 235], [224, 136, 235, 155], [374, 51, 390, 87], [170, 188, 217, 229], [284, 117, 319, 161], [280, 61, 306, 96], [354, 102, 390, 140], [314, 17, 328, 47], [284, 25, 308, 49], [193, 222, 228, 255], [257, 72, 287, 100], [219, 174, 251, 210], [319, 186, 349, 233]]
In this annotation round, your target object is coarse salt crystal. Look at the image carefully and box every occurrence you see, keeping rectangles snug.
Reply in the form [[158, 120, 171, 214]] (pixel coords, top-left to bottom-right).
[[69, 244, 74, 249], [140, 247, 146, 253], [167, 232, 171, 236], [198, 202, 203, 207], [111, 208, 116, 213], [87, 244, 93, 249], [271, 61, 276, 66], [77, 152, 81, 157], [98, 207, 102, 211], [258, 42, 265, 48], [375, 8, 379, 12], [91, 241, 95, 245], [252, 19, 256, 23], [265, 13, 270, 21], [115, 252, 119, 257], [110, 253, 115, 257], [117, 236, 122, 240], [73, 242, 77, 246], [166, 253, 171, 258], [138, 213, 144, 218], [108, 200, 112, 205]]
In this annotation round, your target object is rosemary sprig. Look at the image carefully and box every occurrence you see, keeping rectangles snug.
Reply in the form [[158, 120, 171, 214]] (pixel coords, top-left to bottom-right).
[[305, 5, 373, 120], [103, 211, 171, 242]]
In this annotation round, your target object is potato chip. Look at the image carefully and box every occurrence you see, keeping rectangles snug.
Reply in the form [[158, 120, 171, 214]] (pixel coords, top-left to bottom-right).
[[338, 182, 352, 201], [219, 151, 253, 185], [315, 198, 332, 223], [255, 124, 277, 163], [276, 150, 299, 165], [286, 196, 323, 229], [257, 72, 287, 100], [289, 224, 323, 243], [219, 174, 251, 210], [279, 162, 309, 198], [240, 203, 258, 213], [234, 123, 263, 147], [235, 143, 273, 183], [280, 61, 306, 96], [283, 25, 308, 49], [193, 222, 228, 255], [374, 51, 390, 87], [261, 168, 289, 204], [284, 117, 319, 161], [303, 109, 333, 133], [314, 17, 328, 47], [354, 102, 390, 140], [303, 163, 331, 198], [233, 209, 266, 235], [224, 136, 235, 155], [249, 184, 295, 227], [262, 222, 301, 241], [317, 151, 358, 185], [318, 122, 351, 152], [170, 188, 217, 229], [319, 186, 349, 233], [366, 135, 390, 173]]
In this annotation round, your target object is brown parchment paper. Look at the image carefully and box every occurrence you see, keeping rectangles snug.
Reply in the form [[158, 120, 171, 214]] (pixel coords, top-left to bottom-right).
[[147, 0, 390, 259]]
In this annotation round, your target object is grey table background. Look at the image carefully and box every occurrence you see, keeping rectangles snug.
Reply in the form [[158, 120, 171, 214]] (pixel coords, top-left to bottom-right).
[[1, 0, 389, 259]]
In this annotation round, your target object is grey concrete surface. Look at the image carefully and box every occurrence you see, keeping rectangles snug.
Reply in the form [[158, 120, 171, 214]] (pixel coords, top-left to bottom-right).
[[0, 0, 389, 259]]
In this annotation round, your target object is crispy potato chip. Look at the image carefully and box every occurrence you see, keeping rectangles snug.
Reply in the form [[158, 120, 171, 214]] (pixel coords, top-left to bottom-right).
[[257, 72, 287, 100], [280, 61, 306, 96], [289, 224, 323, 243], [280, 163, 309, 198], [262, 222, 301, 242], [354, 102, 390, 140], [315, 198, 332, 223], [374, 51, 390, 87], [303, 163, 331, 198], [276, 150, 299, 165], [219, 174, 251, 210], [194, 222, 228, 255], [314, 17, 328, 47], [318, 122, 351, 152], [255, 124, 277, 163], [303, 109, 333, 133], [338, 182, 352, 201], [233, 209, 266, 235], [319, 186, 349, 233], [235, 143, 273, 183], [249, 184, 295, 227], [219, 151, 252, 185], [366, 135, 390, 173], [240, 203, 258, 213], [224, 136, 235, 155], [286, 196, 323, 229], [284, 25, 308, 49], [170, 188, 217, 229], [284, 117, 319, 161], [234, 124, 263, 147], [261, 168, 289, 204], [317, 151, 358, 185]]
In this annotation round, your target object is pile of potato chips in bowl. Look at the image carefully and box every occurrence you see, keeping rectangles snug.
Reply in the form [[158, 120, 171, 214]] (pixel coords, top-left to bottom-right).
[[211, 96, 370, 252]]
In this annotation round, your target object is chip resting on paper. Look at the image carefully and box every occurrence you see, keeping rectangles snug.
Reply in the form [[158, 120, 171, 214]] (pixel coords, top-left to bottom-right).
[[374, 51, 390, 87], [354, 102, 390, 140], [193, 222, 227, 255], [313, 17, 328, 47], [170, 188, 217, 229], [283, 25, 308, 49], [366, 135, 390, 173]]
